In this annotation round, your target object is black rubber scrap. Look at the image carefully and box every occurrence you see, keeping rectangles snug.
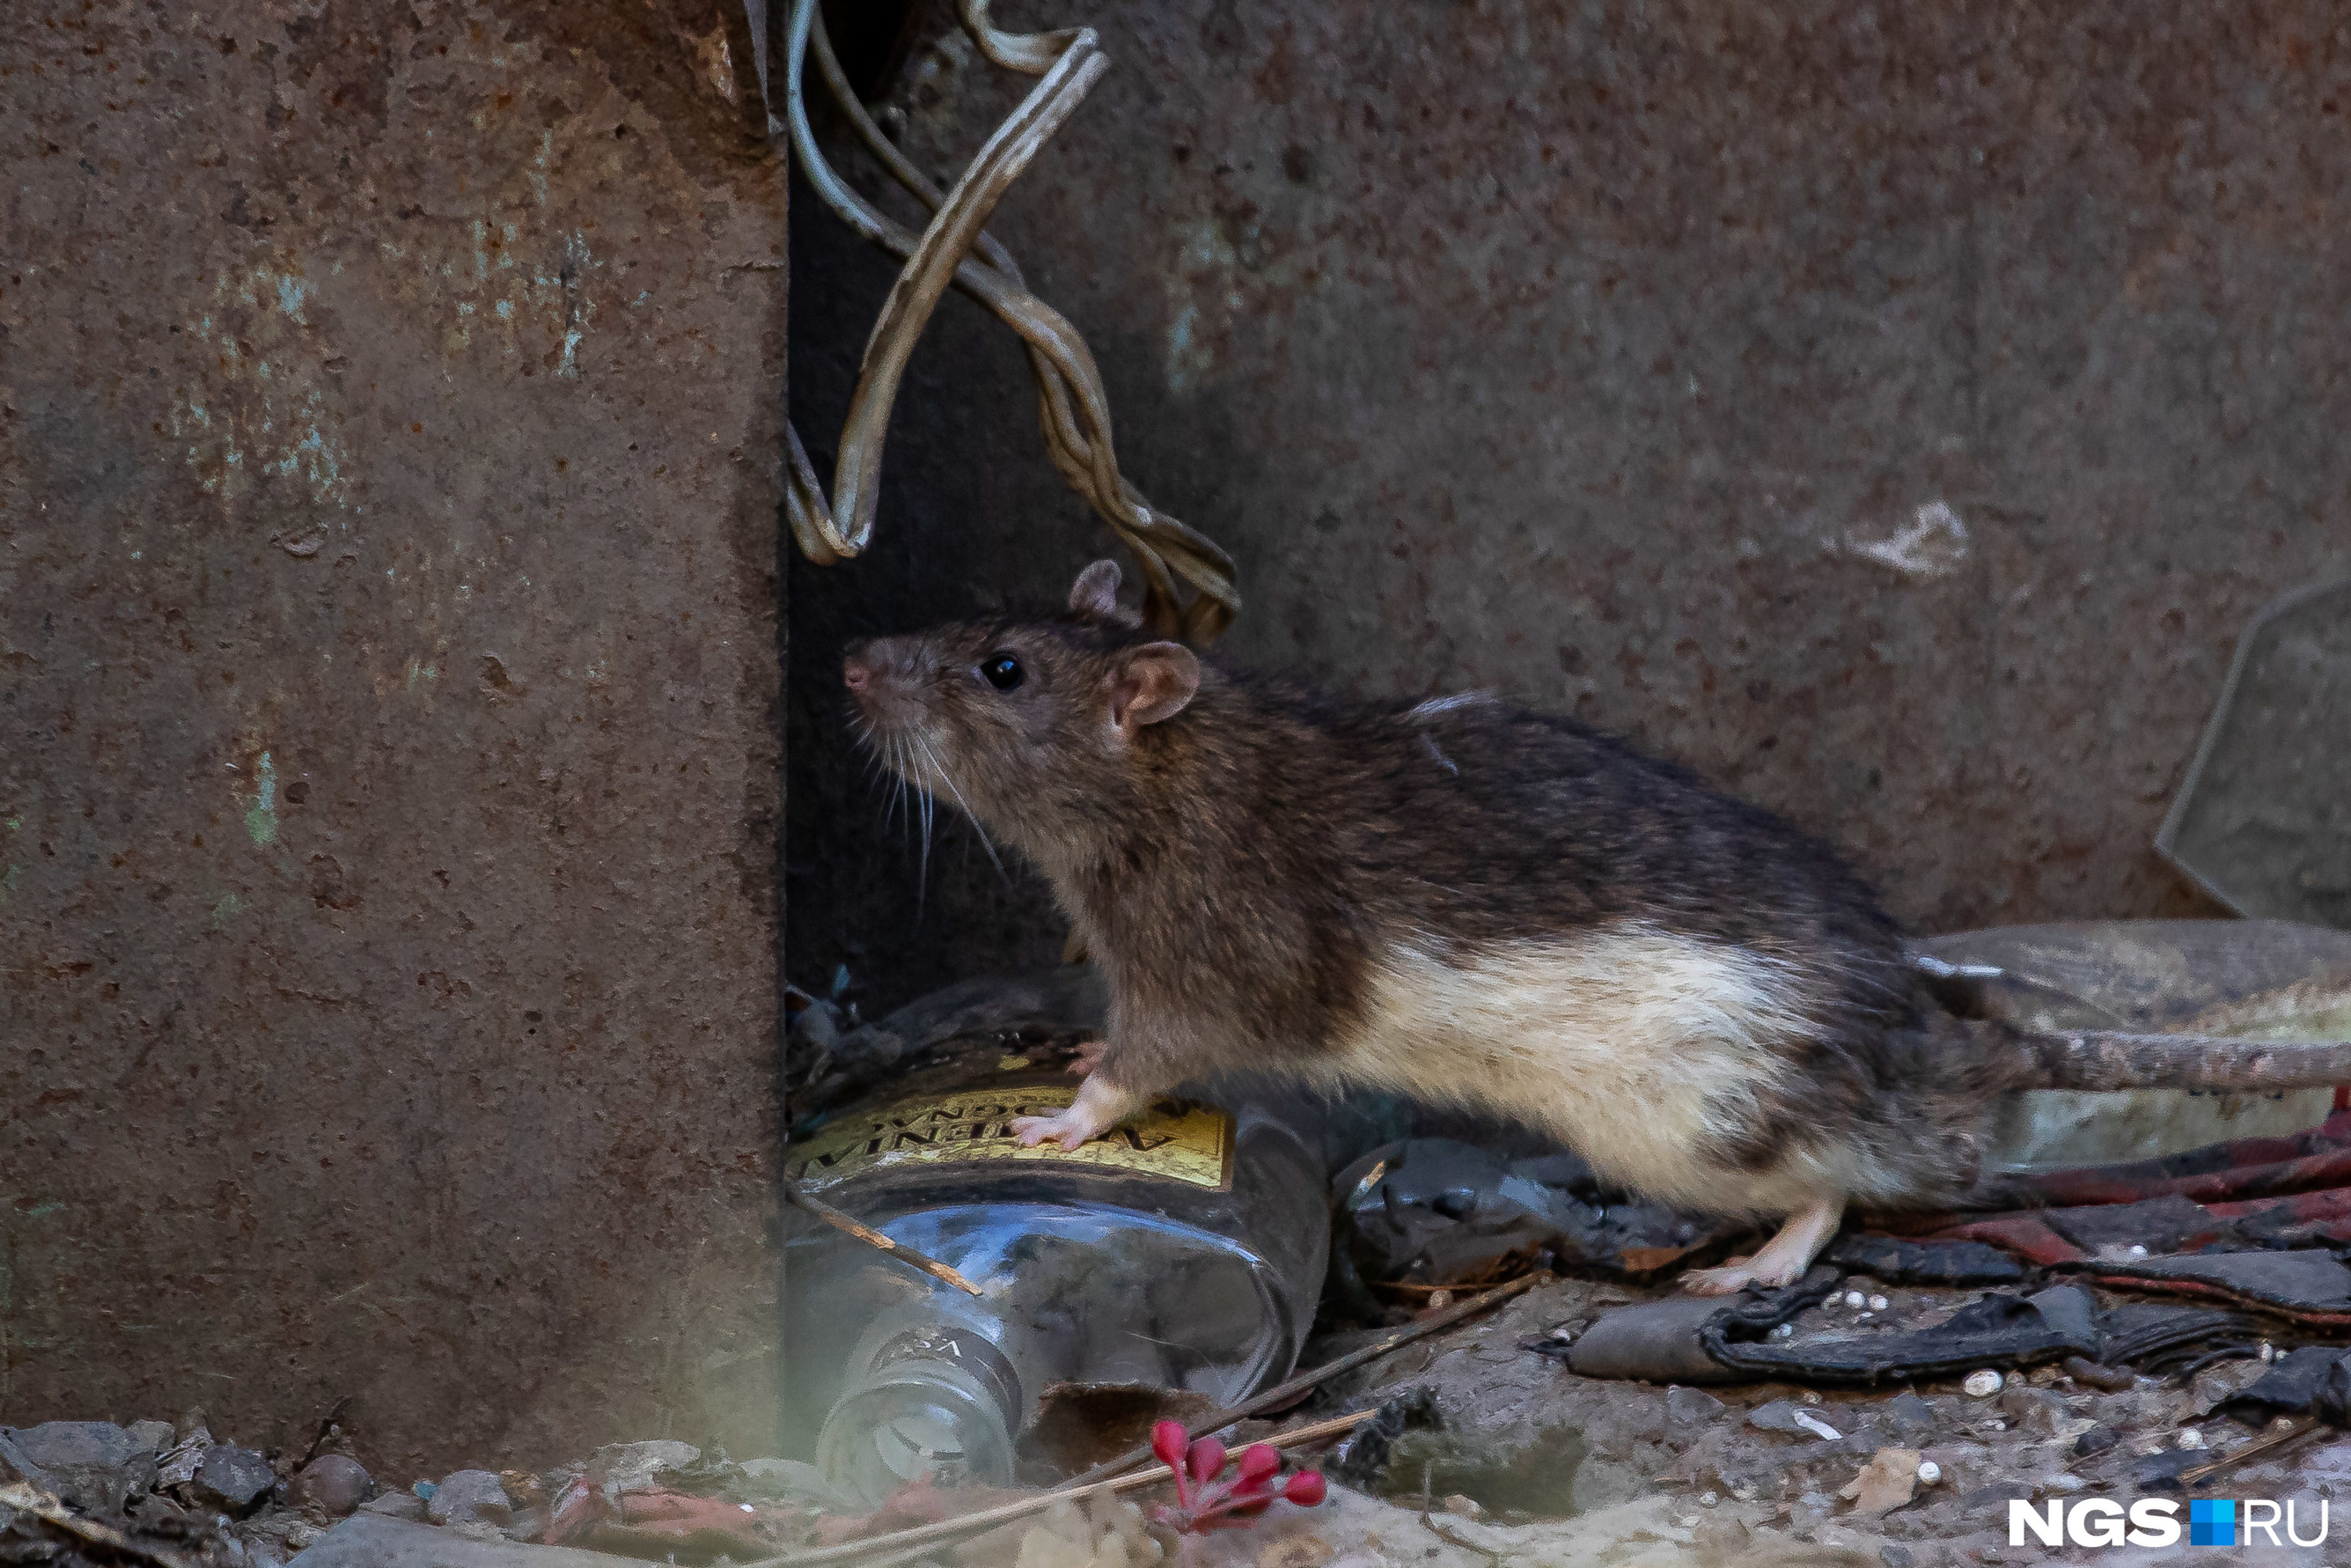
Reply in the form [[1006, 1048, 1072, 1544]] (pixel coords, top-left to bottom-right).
[[1563, 1267, 1838, 1384], [1704, 1283, 2246, 1388], [1826, 1233, 2029, 1287], [2219, 1346, 2351, 1428]]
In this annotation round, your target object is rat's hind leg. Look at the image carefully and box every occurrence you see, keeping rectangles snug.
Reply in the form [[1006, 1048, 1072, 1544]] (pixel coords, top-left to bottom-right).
[[1679, 1198, 1844, 1296], [1010, 1071, 1140, 1152]]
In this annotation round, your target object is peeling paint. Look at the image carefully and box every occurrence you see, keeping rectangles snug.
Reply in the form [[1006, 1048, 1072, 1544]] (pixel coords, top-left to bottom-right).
[[169, 266, 357, 518], [1846, 502, 1971, 579], [207, 893, 244, 927], [244, 751, 278, 846], [0, 865, 20, 904]]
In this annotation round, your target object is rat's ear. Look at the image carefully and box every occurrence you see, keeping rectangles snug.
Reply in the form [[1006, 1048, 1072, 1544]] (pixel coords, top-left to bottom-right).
[[1107, 642, 1199, 733], [1069, 559, 1122, 620]]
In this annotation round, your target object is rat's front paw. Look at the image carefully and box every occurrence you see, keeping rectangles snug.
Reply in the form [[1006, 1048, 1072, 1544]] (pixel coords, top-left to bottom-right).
[[1010, 1105, 1113, 1152], [1064, 1039, 1110, 1077], [1678, 1258, 1762, 1297]]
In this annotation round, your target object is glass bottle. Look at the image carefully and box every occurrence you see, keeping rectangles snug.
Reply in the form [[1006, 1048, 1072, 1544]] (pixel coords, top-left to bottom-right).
[[781, 1040, 1328, 1506]]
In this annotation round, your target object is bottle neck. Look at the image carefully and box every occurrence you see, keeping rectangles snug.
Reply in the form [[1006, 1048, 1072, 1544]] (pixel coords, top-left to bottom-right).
[[817, 1324, 1022, 1505]]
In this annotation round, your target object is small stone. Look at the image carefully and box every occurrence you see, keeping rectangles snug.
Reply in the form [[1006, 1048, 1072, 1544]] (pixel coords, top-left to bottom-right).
[[1666, 1386, 1726, 1426], [2128, 1244, 2148, 1258], [155, 1429, 210, 1490], [1699, 1491, 1719, 1507], [289, 1454, 373, 1517], [1440, 1494, 1482, 1519], [427, 1469, 515, 1527], [360, 1491, 429, 1522], [188, 1445, 277, 1518], [2074, 1425, 2118, 1458], [7, 1422, 148, 1512], [1984, 1420, 2006, 1432], [1799, 1390, 1822, 1405], [1886, 1392, 1936, 1443], [2045, 1473, 2086, 1493], [1844, 1291, 1867, 1309], [2261, 1342, 2276, 1363], [2175, 1428, 2204, 1450], [1867, 1296, 1889, 1312], [1963, 1370, 2002, 1398], [126, 1421, 176, 1454], [1770, 1323, 1795, 1339], [1428, 1290, 1454, 1310], [1915, 1461, 1941, 1486]]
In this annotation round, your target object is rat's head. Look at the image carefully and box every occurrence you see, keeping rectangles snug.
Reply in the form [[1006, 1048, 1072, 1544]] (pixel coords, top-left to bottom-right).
[[842, 561, 1202, 849]]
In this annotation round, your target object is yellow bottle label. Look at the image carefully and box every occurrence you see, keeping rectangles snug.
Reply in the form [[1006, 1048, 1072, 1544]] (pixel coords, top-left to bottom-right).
[[788, 1087, 1233, 1192]]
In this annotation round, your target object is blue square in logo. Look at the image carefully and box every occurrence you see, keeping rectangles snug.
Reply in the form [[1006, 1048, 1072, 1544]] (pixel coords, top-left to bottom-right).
[[2190, 1498, 2237, 1547]]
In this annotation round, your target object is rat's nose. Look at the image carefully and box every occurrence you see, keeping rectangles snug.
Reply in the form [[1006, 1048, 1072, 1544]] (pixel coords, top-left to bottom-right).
[[842, 655, 870, 694]]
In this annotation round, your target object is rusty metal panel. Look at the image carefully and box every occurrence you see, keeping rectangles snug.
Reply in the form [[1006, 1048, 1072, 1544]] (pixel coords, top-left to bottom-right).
[[2, 0, 786, 1476], [788, 1, 2351, 1012]]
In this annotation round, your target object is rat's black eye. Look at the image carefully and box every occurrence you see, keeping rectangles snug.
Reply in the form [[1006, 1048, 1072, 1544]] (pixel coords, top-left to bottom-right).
[[981, 654, 1024, 692]]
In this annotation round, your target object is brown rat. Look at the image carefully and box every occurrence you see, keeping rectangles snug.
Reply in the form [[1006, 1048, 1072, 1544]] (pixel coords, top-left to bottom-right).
[[842, 561, 2351, 1294]]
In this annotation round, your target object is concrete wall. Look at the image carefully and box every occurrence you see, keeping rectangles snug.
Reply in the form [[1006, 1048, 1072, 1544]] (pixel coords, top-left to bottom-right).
[[2, 0, 786, 1476], [788, 1, 2351, 1015]]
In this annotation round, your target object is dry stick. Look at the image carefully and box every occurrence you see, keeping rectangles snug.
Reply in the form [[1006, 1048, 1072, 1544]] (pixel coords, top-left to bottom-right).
[[1063, 1272, 1544, 1490], [0, 1483, 203, 1568], [782, 1173, 983, 1297], [2174, 1416, 2327, 1489], [748, 1410, 1378, 1568]]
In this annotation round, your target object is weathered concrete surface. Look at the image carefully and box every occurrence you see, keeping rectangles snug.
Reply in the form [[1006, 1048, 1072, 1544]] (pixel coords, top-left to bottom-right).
[[788, 2, 2351, 1012], [1, 0, 786, 1476]]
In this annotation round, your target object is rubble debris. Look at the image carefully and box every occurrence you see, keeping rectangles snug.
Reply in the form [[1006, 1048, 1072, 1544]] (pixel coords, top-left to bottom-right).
[[187, 1443, 277, 1517], [0, 1422, 153, 1513], [291, 1512, 620, 1565]]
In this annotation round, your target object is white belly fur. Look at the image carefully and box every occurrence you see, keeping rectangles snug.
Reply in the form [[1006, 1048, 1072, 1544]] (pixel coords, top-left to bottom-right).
[[1313, 923, 1835, 1216]]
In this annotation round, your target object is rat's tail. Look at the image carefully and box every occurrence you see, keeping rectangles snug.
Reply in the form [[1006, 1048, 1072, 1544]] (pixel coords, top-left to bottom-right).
[[1998, 1023, 2351, 1093]]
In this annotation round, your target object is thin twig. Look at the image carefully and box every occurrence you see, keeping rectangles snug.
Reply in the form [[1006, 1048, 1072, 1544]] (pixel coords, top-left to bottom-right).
[[1063, 1273, 1543, 1488], [782, 1173, 983, 1296], [1418, 1461, 1500, 1566], [298, 1393, 353, 1468], [0, 1483, 204, 1568], [2174, 1417, 2326, 1488], [747, 1410, 1376, 1568]]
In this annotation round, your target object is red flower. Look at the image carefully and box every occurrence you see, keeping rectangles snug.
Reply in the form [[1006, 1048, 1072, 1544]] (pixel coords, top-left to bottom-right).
[[1145, 1421, 1328, 1536]]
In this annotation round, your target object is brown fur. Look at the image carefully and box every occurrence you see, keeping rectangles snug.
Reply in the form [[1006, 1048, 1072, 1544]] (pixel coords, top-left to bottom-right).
[[844, 565, 2017, 1221]]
